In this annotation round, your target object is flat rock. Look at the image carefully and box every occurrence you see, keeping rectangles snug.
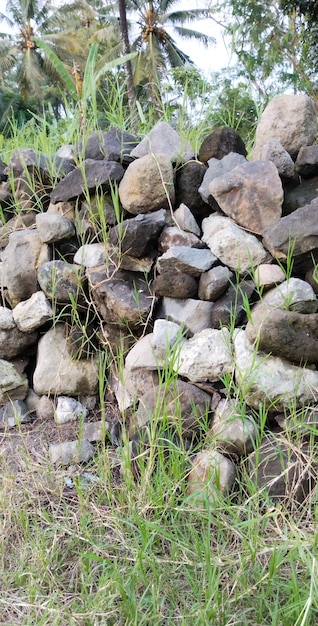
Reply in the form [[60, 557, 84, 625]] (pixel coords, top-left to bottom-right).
[[199, 152, 246, 207], [262, 199, 318, 260], [209, 160, 283, 234], [174, 327, 233, 382], [156, 246, 217, 277], [108, 208, 166, 257], [155, 297, 214, 336], [158, 226, 203, 252], [198, 266, 233, 301], [118, 153, 175, 215], [33, 324, 99, 396], [153, 270, 198, 299], [202, 214, 268, 272], [51, 160, 124, 203], [234, 329, 318, 411], [173, 203, 201, 236], [49, 439, 95, 465], [130, 121, 193, 162]]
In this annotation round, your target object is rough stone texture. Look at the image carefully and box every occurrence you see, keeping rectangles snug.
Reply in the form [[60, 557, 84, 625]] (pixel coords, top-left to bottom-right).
[[108, 208, 166, 257], [51, 160, 124, 203], [54, 396, 88, 425], [262, 199, 318, 260], [114, 367, 159, 413], [130, 121, 193, 162], [151, 319, 184, 361], [0, 320, 38, 359], [0, 400, 31, 429], [234, 329, 318, 411], [252, 94, 317, 160], [253, 264, 285, 289], [33, 325, 99, 396], [175, 328, 233, 382], [87, 265, 155, 329], [209, 398, 257, 456], [209, 160, 283, 234], [174, 160, 209, 220], [283, 176, 318, 214], [74, 128, 138, 163], [156, 297, 214, 336], [156, 246, 217, 277], [133, 379, 212, 437], [198, 266, 233, 301], [202, 214, 268, 272], [198, 126, 247, 163], [246, 435, 311, 503], [0, 359, 28, 405], [173, 203, 201, 236], [35, 212, 75, 243], [199, 152, 246, 207], [73, 243, 106, 268], [49, 438, 95, 465], [119, 153, 175, 215], [12, 291, 53, 331], [153, 270, 198, 299], [210, 280, 255, 329], [158, 226, 203, 252], [258, 139, 295, 178], [37, 260, 85, 303], [2, 229, 51, 306], [295, 145, 318, 179], [187, 449, 236, 502]]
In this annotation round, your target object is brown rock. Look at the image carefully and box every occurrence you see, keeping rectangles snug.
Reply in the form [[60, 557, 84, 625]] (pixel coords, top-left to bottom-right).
[[118, 153, 175, 215], [199, 126, 247, 163]]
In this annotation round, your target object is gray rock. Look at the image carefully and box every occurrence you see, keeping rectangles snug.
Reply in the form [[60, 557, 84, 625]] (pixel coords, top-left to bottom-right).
[[253, 264, 285, 290], [175, 327, 233, 382], [209, 398, 257, 456], [158, 226, 203, 252], [202, 214, 268, 272], [37, 260, 85, 303], [234, 329, 318, 411], [12, 291, 53, 331], [199, 152, 246, 206], [51, 160, 124, 203], [295, 145, 318, 179], [73, 243, 106, 268], [198, 266, 233, 301], [156, 246, 217, 277], [3, 229, 51, 306], [0, 400, 31, 429], [35, 212, 75, 243], [108, 208, 166, 257], [74, 128, 138, 163], [252, 94, 317, 160], [283, 176, 318, 214], [210, 280, 255, 329], [0, 359, 28, 405], [33, 324, 99, 396], [173, 203, 201, 236], [113, 367, 159, 414], [262, 201, 318, 260], [209, 160, 283, 235], [153, 270, 198, 299], [151, 319, 185, 361], [0, 307, 38, 359], [156, 297, 214, 336], [257, 139, 295, 178], [187, 449, 236, 503], [49, 439, 95, 465], [130, 121, 193, 162], [118, 153, 175, 215], [54, 396, 88, 425]]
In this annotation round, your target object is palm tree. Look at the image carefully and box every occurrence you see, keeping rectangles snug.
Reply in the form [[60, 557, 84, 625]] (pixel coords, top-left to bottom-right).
[[126, 1, 215, 90]]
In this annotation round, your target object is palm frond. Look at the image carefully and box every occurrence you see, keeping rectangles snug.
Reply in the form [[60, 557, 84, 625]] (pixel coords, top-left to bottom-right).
[[162, 8, 211, 25], [172, 26, 216, 47], [34, 37, 77, 97]]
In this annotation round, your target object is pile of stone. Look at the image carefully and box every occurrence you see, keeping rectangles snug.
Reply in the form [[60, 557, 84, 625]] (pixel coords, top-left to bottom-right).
[[0, 93, 317, 505]]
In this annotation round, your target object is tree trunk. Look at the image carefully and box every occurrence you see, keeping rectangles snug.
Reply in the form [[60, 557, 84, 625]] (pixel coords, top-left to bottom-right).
[[118, 0, 136, 125]]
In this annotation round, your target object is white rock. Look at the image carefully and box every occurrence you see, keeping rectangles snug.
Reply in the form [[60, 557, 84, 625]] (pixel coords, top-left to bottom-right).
[[54, 396, 88, 425], [49, 439, 95, 464], [73, 243, 106, 268], [175, 328, 233, 382], [12, 291, 53, 331]]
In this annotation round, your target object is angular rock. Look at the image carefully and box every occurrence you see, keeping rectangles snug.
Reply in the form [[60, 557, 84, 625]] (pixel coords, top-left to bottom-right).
[[108, 208, 166, 257], [248, 277, 317, 312], [209, 160, 283, 234], [175, 327, 233, 382], [210, 280, 255, 329], [118, 153, 175, 215], [49, 439, 95, 465], [156, 297, 214, 336], [37, 260, 85, 303], [151, 319, 185, 361], [0, 400, 31, 429], [158, 226, 203, 252], [156, 246, 217, 277], [175, 160, 209, 220], [202, 214, 268, 272], [252, 94, 317, 160], [173, 203, 201, 236], [130, 121, 193, 162], [33, 324, 99, 396], [114, 367, 159, 414], [51, 160, 124, 203], [295, 145, 318, 179], [54, 396, 88, 425], [0, 307, 38, 358], [0, 359, 28, 405], [73, 243, 106, 268], [283, 175, 318, 214], [2, 229, 50, 306], [198, 266, 233, 301], [153, 270, 198, 299], [253, 264, 285, 289], [234, 329, 318, 411], [262, 199, 318, 260], [209, 398, 256, 456], [12, 291, 53, 331], [35, 212, 75, 243], [74, 128, 138, 163], [199, 152, 246, 207], [198, 126, 247, 163], [187, 449, 236, 503], [257, 139, 295, 178], [87, 265, 154, 330], [133, 379, 212, 437]]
